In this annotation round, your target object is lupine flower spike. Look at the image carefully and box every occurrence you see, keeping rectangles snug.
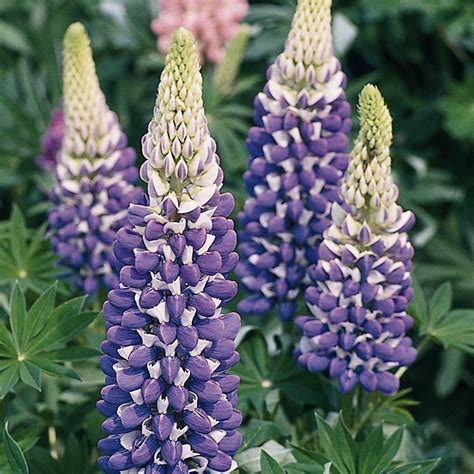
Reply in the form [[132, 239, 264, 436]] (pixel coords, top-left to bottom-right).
[[48, 23, 141, 294], [151, 0, 248, 64], [37, 107, 64, 171], [237, 0, 351, 321], [295, 84, 417, 395], [97, 28, 242, 473]]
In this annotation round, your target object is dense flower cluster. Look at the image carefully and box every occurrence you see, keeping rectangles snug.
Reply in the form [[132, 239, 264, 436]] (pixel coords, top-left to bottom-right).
[[37, 107, 64, 171], [237, 0, 351, 320], [97, 29, 242, 473], [48, 23, 141, 294], [295, 85, 416, 395], [151, 0, 248, 64]]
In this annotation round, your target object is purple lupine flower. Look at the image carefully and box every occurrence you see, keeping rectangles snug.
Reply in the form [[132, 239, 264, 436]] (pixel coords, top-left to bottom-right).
[[48, 23, 141, 294], [97, 28, 242, 473], [37, 108, 64, 171], [236, 0, 351, 321], [295, 84, 417, 395]]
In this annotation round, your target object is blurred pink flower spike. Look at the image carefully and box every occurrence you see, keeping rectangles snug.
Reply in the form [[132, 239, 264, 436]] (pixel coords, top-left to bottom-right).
[[152, 0, 249, 64]]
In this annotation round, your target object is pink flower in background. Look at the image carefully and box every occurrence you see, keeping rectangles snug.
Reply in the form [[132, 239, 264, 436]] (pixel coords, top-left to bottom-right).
[[151, 0, 248, 64], [37, 108, 64, 171]]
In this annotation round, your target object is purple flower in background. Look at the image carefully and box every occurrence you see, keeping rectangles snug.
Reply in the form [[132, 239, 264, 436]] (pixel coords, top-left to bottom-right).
[[48, 23, 141, 294], [97, 28, 242, 473], [37, 108, 64, 171], [237, 0, 351, 321], [295, 84, 417, 395]]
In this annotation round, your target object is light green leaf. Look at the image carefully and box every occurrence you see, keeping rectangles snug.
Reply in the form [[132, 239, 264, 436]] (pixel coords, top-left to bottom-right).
[[2, 422, 29, 474], [0, 20, 31, 55], [261, 450, 285, 474]]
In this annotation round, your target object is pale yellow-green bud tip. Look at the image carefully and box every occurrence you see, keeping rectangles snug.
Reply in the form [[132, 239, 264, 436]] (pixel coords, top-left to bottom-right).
[[285, 0, 333, 66], [341, 84, 398, 221], [166, 27, 200, 73], [357, 84, 393, 152], [62, 22, 109, 156]]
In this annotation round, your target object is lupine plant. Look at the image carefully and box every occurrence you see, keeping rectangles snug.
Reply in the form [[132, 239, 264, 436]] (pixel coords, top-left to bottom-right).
[[237, 0, 351, 321], [295, 84, 417, 394], [151, 0, 249, 64], [48, 23, 142, 294], [97, 29, 242, 473], [0, 1, 474, 473]]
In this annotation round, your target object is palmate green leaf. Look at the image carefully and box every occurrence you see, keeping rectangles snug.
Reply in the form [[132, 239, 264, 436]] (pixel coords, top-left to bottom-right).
[[27, 297, 87, 353], [232, 330, 326, 416], [0, 207, 59, 294], [315, 413, 356, 474], [29, 310, 96, 354], [0, 285, 97, 394], [410, 281, 474, 354], [429, 309, 474, 354], [2, 423, 29, 474], [260, 450, 285, 474]]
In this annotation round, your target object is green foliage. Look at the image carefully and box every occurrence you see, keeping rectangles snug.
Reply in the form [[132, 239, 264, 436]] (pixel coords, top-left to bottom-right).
[[0, 206, 58, 294], [411, 280, 474, 354], [232, 330, 327, 416], [261, 450, 285, 474], [0, 0, 473, 471], [0, 283, 99, 397], [2, 423, 29, 474]]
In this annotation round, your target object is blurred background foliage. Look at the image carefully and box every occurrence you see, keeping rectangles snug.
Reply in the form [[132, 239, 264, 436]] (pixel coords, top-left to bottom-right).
[[0, 0, 473, 472]]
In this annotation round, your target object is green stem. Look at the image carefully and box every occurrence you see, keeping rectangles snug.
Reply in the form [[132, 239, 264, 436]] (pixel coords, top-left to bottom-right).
[[352, 392, 379, 437]]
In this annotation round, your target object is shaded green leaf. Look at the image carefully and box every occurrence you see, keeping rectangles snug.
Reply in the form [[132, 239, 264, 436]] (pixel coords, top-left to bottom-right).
[[19, 361, 41, 391], [28, 359, 80, 381], [41, 346, 101, 362], [0, 364, 19, 399], [9, 283, 27, 350], [2, 422, 29, 474]]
